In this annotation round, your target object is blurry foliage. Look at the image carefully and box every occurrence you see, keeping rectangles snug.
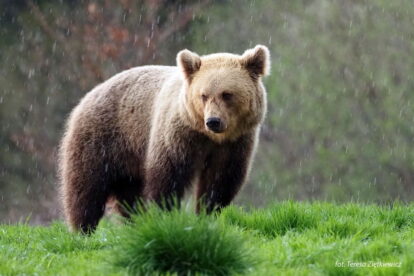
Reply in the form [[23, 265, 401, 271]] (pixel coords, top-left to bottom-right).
[[1, 0, 414, 222]]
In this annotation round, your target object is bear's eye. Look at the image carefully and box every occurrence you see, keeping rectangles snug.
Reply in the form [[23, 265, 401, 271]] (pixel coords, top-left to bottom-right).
[[221, 92, 233, 101], [201, 94, 208, 102]]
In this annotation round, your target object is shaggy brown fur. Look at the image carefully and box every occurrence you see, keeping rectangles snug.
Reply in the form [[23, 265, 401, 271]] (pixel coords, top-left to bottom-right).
[[58, 45, 271, 233]]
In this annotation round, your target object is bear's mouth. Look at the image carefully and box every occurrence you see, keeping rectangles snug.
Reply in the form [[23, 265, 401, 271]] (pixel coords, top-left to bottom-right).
[[208, 128, 225, 134], [206, 125, 225, 134]]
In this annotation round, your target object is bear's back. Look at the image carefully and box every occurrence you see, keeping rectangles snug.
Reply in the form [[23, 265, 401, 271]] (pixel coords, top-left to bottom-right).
[[64, 66, 180, 163]]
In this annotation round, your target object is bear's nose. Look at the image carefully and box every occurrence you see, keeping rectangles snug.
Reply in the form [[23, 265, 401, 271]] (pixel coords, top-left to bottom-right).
[[206, 117, 224, 133]]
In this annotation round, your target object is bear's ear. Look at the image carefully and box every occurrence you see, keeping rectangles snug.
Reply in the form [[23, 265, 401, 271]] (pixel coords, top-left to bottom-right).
[[177, 49, 201, 82], [241, 45, 271, 78]]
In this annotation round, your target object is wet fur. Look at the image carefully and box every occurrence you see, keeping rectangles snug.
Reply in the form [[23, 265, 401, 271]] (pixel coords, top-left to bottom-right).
[[59, 46, 270, 233]]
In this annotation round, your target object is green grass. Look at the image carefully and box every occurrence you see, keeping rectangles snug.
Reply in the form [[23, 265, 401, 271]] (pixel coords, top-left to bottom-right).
[[1, 201, 413, 275]]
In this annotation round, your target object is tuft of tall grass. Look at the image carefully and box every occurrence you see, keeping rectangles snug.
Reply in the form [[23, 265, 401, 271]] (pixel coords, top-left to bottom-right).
[[113, 205, 256, 275]]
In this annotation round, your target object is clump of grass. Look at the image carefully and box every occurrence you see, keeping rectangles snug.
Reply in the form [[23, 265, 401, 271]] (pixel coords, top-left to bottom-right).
[[113, 206, 256, 275]]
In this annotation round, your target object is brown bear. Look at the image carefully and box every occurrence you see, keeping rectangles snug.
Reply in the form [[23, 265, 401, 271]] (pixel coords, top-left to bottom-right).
[[58, 45, 270, 233]]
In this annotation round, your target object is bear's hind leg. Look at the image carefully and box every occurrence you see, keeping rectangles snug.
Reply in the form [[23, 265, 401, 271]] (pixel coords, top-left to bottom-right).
[[62, 167, 112, 234], [66, 184, 110, 234]]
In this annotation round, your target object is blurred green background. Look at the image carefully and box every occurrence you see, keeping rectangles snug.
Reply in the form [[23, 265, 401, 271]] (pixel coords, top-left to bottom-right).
[[1, 0, 414, 224]]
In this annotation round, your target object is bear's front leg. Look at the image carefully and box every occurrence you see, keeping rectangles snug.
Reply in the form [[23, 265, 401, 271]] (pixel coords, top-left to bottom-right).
[[144, 135, 197, 209], [196, 133, 256, 213]]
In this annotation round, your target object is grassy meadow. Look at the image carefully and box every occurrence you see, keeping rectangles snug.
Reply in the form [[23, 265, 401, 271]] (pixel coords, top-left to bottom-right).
[[1, 201, 413, 275]]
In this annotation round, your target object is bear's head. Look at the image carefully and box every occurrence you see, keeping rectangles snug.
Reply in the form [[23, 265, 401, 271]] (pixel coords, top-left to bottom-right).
[[177, 45, 270, 143]]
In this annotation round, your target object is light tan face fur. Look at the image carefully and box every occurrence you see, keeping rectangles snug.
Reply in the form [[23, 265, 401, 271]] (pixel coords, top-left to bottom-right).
[[177, 45, 270, 143]]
